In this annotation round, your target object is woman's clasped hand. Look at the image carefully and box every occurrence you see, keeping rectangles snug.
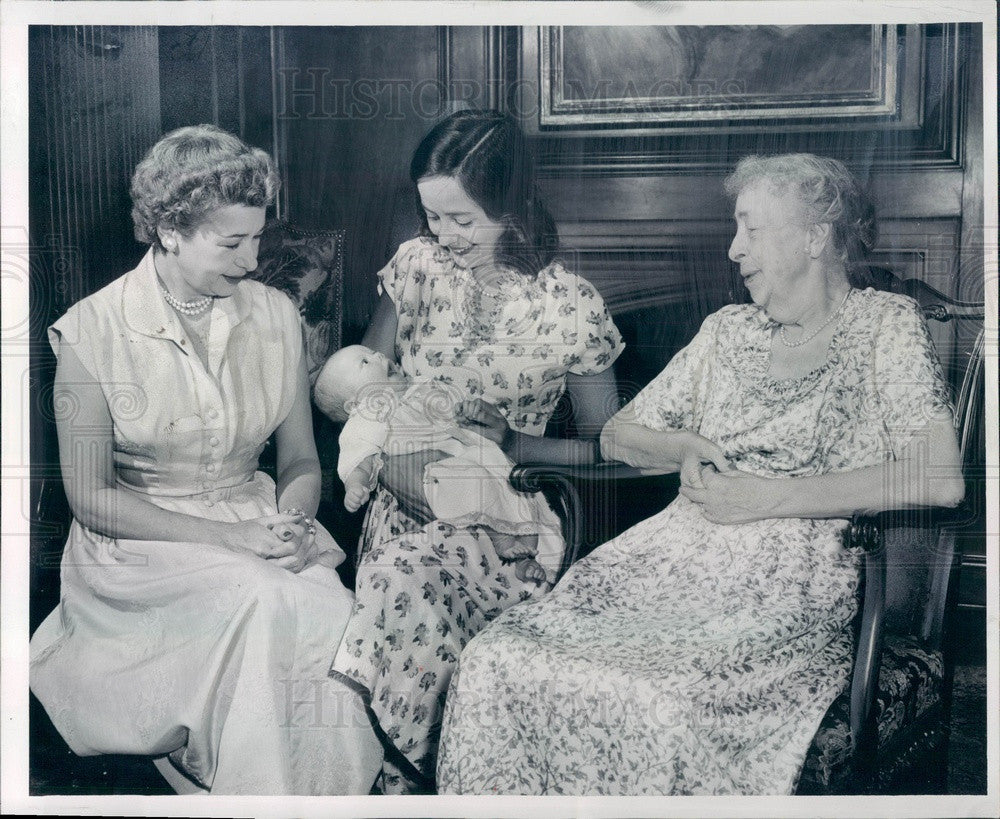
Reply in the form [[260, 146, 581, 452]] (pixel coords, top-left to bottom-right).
[[680, 470, 778, 524], [674, 429, 733, 489], [220, 511, 320, 571]]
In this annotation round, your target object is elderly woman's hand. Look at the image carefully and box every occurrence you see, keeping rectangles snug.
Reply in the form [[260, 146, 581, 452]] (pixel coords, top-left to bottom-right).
[[380, 450, 446, 524], [677, 431, 733, 489], [679, 470, 780, 524], [456, 399, 510, 449]]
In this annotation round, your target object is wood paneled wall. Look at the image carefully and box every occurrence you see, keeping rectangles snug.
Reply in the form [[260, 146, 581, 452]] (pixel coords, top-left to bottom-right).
[[28, 26, 162, 308], [28, 26, 163, 475], [158, 27, 276, 160], [273, 25, 983, 364], [27, 24, 985, 616], [514, 24, 982, 375], [276, 26, 508, 337], [274, 23, 985, 615]]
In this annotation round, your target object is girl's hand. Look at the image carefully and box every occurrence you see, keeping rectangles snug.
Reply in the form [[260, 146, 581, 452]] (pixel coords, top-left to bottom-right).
[[677, 431, 733, 489], [456, 398, 510, 448], [679, 470, 778, 524], [379, 450, 445, 524]]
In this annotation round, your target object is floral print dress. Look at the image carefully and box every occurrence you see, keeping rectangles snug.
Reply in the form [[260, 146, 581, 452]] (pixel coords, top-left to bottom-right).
[[437, 289, 953, 795], [329, 237, 623, 791]]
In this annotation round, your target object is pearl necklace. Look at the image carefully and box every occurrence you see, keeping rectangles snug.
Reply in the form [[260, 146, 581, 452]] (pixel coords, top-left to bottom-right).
[[778, 289, 852, 348], [160, 285, 213, 316]]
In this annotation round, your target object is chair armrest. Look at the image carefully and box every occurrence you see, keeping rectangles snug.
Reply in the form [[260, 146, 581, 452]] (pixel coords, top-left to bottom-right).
[[510, 461, 672, 490], [510, 461, 675, 582]]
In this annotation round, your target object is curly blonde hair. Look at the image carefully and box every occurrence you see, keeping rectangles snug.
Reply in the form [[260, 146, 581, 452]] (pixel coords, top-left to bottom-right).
[[724, 153, 877, 270], [130, 124, 279, 251]]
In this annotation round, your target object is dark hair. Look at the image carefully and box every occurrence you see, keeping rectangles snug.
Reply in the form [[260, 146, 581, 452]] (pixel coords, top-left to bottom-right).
[[723, 153, 877, 270], [409, 109, 557, 275], [131, 124, 279, 252]]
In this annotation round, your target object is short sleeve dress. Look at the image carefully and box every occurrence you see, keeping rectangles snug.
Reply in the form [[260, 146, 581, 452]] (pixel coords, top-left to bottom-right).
[[329, 237, 623, 791], [29, 251, 383, 795], [437, 288, 953, 795]]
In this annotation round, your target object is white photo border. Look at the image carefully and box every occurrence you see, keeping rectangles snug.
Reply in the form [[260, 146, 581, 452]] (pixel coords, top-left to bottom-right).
[[2, 2, 996, 817]]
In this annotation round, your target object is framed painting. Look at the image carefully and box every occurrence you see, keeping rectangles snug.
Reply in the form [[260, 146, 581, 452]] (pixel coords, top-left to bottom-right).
[[535, 24, 923, 131]]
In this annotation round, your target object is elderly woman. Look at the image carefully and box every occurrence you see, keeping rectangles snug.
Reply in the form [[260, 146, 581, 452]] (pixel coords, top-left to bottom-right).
[[437, 154, 964, 795], [29, 125, 382, 795]]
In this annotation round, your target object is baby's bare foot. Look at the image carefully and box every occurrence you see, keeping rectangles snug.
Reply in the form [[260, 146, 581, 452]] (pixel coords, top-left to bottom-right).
[[490, 531, 538, 561]]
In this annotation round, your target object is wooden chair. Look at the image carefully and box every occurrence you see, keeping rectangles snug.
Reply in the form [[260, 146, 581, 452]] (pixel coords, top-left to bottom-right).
[[248, 220, 362, 580], [511, 275, 985, 794]]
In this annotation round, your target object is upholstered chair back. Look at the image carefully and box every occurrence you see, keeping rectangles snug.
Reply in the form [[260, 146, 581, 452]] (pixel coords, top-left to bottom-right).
[[249, 220, 345, 385]]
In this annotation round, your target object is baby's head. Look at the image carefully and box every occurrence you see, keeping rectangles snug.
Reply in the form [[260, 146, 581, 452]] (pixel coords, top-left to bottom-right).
[[314, 345, 403, 422]]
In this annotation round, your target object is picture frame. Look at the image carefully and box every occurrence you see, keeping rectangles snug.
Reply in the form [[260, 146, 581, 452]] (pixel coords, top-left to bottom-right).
[[533, 24, 924, 132]]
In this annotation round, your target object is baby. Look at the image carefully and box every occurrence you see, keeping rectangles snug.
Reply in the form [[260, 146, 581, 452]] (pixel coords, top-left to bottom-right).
[[314, 345, 561, 585]]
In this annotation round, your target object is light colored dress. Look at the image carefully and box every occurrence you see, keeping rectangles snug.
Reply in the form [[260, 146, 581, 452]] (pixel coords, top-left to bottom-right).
[[29, 251, 383, 795], [338, 380, 563, 582], [329, 236, 622, 791], [437, 288, 953, 795]]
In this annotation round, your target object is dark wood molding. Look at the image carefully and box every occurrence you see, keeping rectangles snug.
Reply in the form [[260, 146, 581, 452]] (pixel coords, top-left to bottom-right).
[[269, 26, 288, 220], [442, 26, 508, 112], [29, 26, 161, 306], [436, 25, 451, 93], [957, 24, 985, 301], [540, 168, 966, 224], [484, 26, 508, 110]]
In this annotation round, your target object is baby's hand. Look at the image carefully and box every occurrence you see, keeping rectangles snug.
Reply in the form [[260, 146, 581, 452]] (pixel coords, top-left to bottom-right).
[[516, 558, 548, 585], [344, 483, 371, 513]]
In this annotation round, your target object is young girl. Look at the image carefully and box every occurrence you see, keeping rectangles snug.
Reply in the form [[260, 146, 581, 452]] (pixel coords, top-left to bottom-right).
[[327, 109, 623, 793]]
